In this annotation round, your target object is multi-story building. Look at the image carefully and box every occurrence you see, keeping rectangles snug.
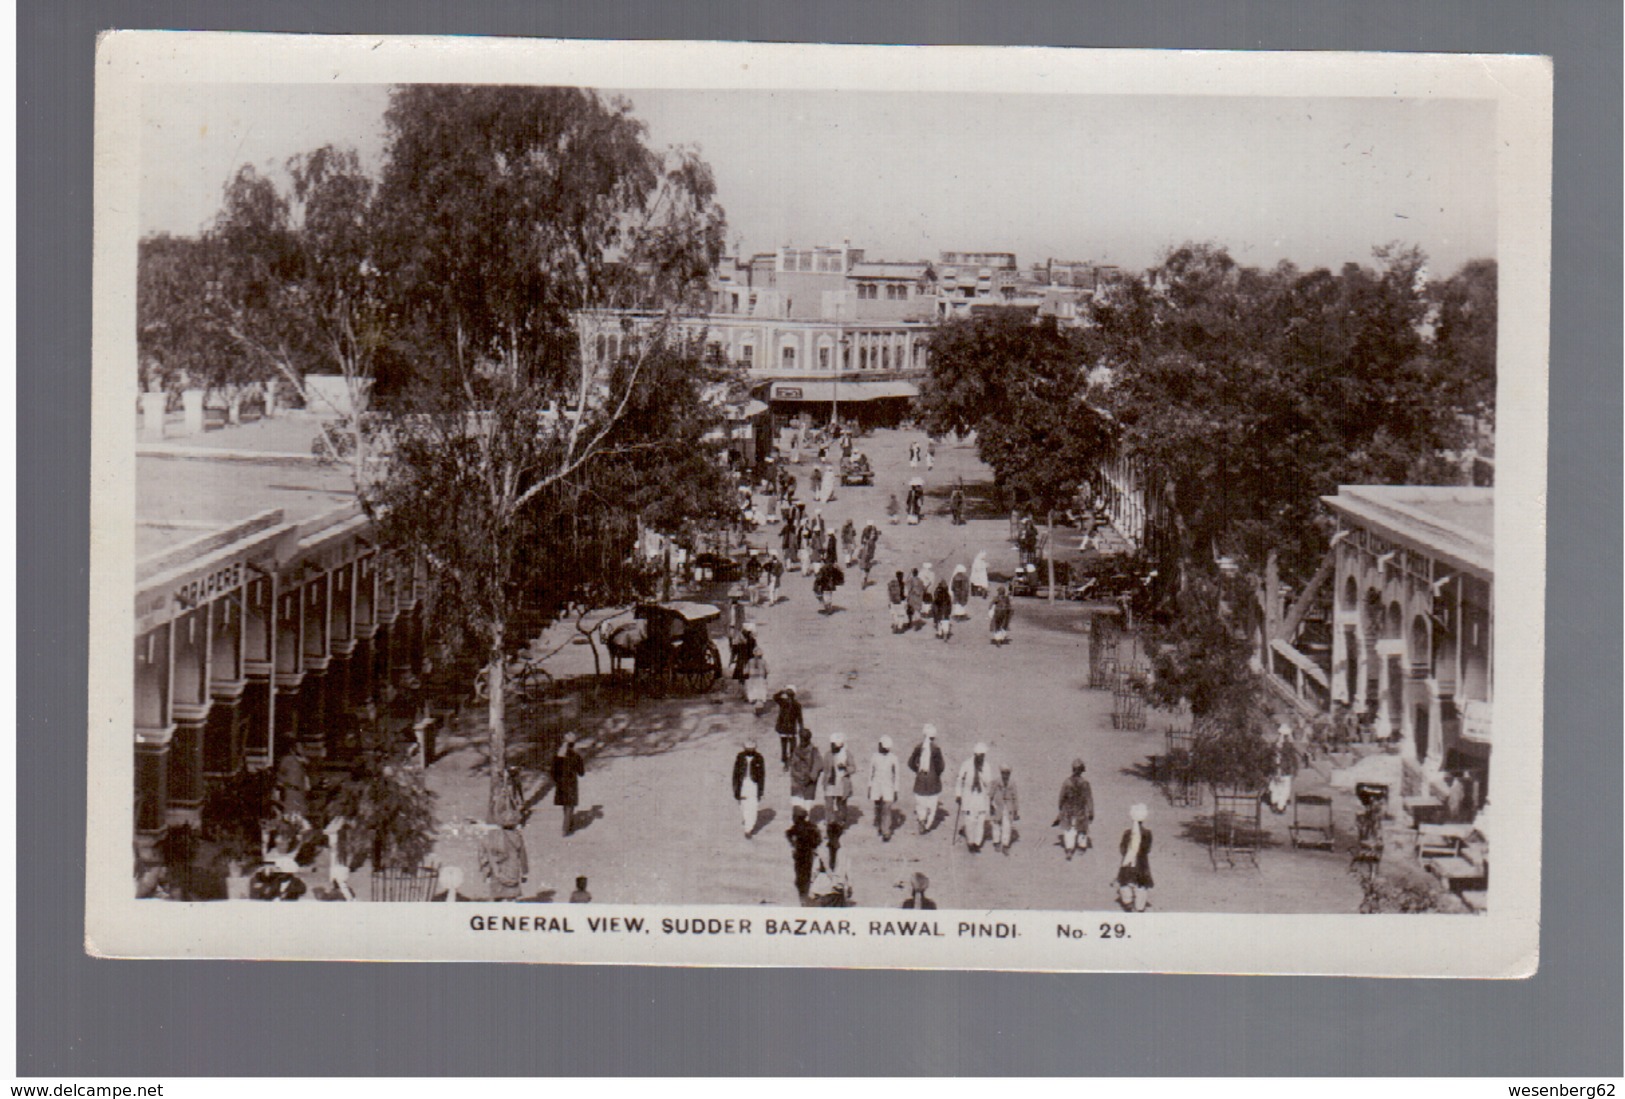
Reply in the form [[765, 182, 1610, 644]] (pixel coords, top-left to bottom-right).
[[132, 424, 429, 860], [588, 242, 939, 427], [1322, 485, 1493, 803]]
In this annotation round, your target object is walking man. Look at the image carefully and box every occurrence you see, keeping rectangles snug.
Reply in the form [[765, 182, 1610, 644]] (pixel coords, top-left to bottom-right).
[[477, 819, 528, 901], [744, 643, 770, 716], [905, 568, 926, 630], [730, 620, 758, 695], [1055, 758, 1095, 861], [950, 564, 971, 619], [887, 570, 908, 634], [931, 578, 954, 641], [773, 685, 806, 770], [867, 735, 901, 842], [990, 764, 1020, 855], [764, 551, 783, 605], [744, 554, 763, 606], [907, 725, 947, 834], [857, 522, 879, 589], [989, 584, 1013, 645], [822, 732, 855, 826], [1116, 804, 1155, 912], [955, 743, 994, 852], [970, 550, 990, 598], [552, 732, 586, 837], [787, 807, 822, 902], [732, 739, 767, 839], [789, 727, 823, 818]]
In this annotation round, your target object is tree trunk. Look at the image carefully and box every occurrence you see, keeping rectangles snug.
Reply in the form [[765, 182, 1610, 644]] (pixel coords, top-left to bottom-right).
[[486, 623, 506, 810], [1278, 543, 1339, 644], [1047, 509, 1056, 604], [1263, 549, 1281, 641], [578, 607, 602, 679]]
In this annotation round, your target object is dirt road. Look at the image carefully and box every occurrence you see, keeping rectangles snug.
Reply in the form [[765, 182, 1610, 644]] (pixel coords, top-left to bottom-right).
[[425, 427, 1363, 915]]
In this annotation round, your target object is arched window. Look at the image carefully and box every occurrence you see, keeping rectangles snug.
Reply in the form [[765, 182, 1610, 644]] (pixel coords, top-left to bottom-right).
[[1409, 615, 1430, 670]]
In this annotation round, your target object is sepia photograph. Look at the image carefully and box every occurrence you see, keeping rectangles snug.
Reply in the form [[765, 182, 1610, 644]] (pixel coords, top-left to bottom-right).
[[88, 34, 1551, 972]]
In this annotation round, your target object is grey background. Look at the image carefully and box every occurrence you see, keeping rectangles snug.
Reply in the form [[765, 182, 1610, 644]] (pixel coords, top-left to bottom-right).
[[19, 0, 1621, 1077]]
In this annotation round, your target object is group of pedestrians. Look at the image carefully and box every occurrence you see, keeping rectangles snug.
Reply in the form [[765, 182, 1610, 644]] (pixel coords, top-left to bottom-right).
[[475, 732, 588, 902], [741, 551, 784, 607], [735, 699, 1156, 910], [883, 555, 1010, 646]]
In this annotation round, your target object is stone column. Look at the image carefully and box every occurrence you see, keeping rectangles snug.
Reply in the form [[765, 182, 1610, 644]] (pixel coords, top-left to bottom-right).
[[181, 388, 206, 436], [300, 575, 332, 759], [205, 593, 246, 782], [134, 621, 174, 855], [134, 731, 172, 857], [273, 580, 305, 761], [167, 705, 209, 821], [166, 607, 211, 819], [141, 391, 167, 441], [242, 574, 276, 770]]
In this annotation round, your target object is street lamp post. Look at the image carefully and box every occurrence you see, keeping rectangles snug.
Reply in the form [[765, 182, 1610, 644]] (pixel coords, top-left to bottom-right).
[[835, 332, 849, 430]]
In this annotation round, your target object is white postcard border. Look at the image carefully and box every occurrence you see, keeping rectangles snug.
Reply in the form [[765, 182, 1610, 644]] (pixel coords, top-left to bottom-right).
[[88, 33, 1550, 975]]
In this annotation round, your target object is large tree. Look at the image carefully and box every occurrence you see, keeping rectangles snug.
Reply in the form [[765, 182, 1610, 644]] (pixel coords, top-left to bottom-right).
[[1146, 574, 1277, 794], [919, 308, 1111, 596], [363, 85, 730, 807], [136, 232, 245, 396], [1430, 257, 1498, 426], [203, 148, 390, 482], [1095, 243, 1476, 590]]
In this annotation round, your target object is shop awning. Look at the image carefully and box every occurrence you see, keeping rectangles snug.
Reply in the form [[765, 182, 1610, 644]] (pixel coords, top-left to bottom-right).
[[768, 379, 920, 403]]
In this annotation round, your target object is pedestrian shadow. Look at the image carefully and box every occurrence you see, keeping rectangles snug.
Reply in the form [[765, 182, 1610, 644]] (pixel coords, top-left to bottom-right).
[[568, 805, 606, 834], [517, 888, 558, 903], [1120, 760, 1161, 782], [883, 806, 907, 836], [1176, 814, 1283, 851], [749, 806, 777, 838]]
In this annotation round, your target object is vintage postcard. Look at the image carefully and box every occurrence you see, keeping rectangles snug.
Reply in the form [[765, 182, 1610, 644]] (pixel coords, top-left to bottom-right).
[[88, 33, 1550, 974]]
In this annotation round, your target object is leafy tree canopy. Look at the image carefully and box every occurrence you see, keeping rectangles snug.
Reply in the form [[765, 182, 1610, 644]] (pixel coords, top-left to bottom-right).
[[375, 85, 726, 395], [918, 308, 1110, 514], [1094, 242, 1486, 586]]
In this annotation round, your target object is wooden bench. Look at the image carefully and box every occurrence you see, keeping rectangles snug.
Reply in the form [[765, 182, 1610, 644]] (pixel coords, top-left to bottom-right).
[[1426, 849, 1488, 896], [1413, 822, 1475, 862]]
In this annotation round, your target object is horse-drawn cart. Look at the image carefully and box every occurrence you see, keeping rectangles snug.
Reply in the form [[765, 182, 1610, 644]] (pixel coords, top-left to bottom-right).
[[607, 601, 724, 694]]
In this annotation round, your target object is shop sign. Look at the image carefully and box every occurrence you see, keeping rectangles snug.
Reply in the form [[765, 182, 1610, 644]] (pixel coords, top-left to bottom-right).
[[173, 561, 243, 610], [774, 386, 803, 399]]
